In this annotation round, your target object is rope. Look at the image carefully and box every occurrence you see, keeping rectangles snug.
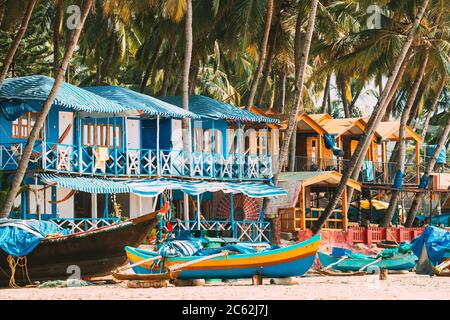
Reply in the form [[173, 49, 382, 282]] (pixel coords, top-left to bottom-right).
[[323, 256, 347, 271], [358, 257, 383, 272], [7, 255, 32, 288], [47, 189, 77, 204]]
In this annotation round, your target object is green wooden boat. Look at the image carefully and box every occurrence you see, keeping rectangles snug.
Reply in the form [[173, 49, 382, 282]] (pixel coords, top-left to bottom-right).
[[318, 252, 418, 272]]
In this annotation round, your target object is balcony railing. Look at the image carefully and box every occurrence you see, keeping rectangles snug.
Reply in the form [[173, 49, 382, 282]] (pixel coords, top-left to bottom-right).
[[166, 220, 271, 243], [48, 217, 121, 233], [286, 156, 423, 185], [280, 207, 344, 231], [0, 142, 272, 180]]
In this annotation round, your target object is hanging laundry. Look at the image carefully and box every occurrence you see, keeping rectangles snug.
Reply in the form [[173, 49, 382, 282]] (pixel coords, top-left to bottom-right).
[[95, 147, 110, 172]]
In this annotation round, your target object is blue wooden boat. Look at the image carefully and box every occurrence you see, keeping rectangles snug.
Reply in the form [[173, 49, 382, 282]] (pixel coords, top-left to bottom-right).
[[318, 251, 417, 272], [120, 235, 320, 280]]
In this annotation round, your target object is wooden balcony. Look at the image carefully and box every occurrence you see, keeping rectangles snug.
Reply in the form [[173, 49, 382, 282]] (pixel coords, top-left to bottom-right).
[[279, 207, 345, 232], [286, 156, 423, 185], [0, 142, 272, 181]]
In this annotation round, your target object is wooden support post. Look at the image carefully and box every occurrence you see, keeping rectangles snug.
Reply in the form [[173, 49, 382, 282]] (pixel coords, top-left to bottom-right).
[[301, 186, 306, 230], [230, 193, 236, 238], [184, 193, 190, 230], [252, 274, 263, 286], [415, 141, 420, 184], [113, 114, 118, 175], [21, 190, 27, 220], [318, 134, 322, 170], [196, 194, 201, 231], [342, 186, 348, 231], [104, 193, 109, 218], [381, 141, 387, 183], [77, 112, 83, 174], [237, 121, 242, 179], [156, 115, 160, 176]]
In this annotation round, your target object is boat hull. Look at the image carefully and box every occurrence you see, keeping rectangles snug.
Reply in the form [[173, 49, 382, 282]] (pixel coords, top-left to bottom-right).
[[0, 212, 159, 286], [126, 234, 320, 279], [318, 252, 417, 272]]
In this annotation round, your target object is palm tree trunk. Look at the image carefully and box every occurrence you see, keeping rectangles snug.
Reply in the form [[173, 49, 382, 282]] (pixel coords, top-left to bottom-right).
[[405, 118, 450, 227], [277, 63, 287, 114], [139, 39, 163, 93], [383, 99, 394, 121], [263, 0, 319, 235], [311, 0, 429, 235], [348, 87, 362, 115], [421, 75, 446, 138], [188, 59, 199, 95], [169, 74, 182, 96], [246, 0, 274, 109], [338, 74, 351, 118], [257, 20, 279, 106], [321, 74, 331, 113], [161, 34, 177, 96], [0, 4, 5, 28], [288, 127, 297, 171], [99, 33, 116, 85], [0, 0, 38, 87], [53, 0, 64, 78], [276, 0, 319, 178], [407, 80, 427, 129], [0, 0, 94, 218], [181, 0, 193, 153], [382, 50, 429, 227], [346, 52, 411, 208]]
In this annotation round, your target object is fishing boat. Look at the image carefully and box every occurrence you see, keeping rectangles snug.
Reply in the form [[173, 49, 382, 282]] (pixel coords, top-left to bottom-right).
[[0, 211, 160, 286], [116, 234, 320, 280], [318, 251, 417, 273]]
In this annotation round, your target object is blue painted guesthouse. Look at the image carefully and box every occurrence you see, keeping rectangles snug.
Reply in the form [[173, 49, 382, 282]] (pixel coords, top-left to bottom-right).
[[0, 75, 286, 242]]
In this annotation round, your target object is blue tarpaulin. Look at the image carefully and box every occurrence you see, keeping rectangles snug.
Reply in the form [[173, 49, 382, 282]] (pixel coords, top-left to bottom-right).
[[323, 134, 344, 156], [0, 219, 68, 257], [411, 226, 450, 266], [362, 160, 375, 182], [427, 145, 447, 165], [393, 170, 405, 189]]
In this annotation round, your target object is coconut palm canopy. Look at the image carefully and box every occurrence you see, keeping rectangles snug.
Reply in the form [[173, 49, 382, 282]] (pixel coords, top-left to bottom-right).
[[84, 85, 200, 119], [0, 75, 127, 120]]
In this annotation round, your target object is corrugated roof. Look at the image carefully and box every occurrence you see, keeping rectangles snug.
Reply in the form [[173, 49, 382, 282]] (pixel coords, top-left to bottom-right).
[[84, 86, 199, 119], [0, 75, 127, 113], [279, 171, 334, 182], [159, 95, 280, 124], [320, 118, 365, 136], [278, 171, 361, 190]]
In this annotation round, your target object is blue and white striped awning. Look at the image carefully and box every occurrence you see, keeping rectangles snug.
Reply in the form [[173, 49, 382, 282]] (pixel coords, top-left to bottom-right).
[[125, 179, 287, 198], [159, 95, 280, 124], [84, 86, 200, 119], [39, 174, 130, 194], [0, 75, 128, 115], [39, 175, 287, 198]]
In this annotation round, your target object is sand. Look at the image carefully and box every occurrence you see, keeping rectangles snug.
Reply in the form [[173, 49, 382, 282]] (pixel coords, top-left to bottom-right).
[[0, 273, 449, 300]]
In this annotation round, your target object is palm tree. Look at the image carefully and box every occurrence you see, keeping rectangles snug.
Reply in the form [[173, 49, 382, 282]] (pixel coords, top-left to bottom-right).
[[277, 0, 319, 177], [182, 0, 193, 152], [311, 0, 430, 235], [0, 0, 38, 86], [382, 48, 430, 226], [405, 118, 450, 226], [0, 0, 95, 218], [53, 0, 64, 77], [421, 75, 447, 138], [246, 0, 274, 109]]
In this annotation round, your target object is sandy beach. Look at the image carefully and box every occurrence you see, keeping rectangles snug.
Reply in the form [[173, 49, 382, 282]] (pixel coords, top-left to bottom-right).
[[0, 273, 448, 300]]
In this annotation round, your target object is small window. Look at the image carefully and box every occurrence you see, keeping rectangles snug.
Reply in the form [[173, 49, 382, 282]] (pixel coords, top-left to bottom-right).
[[82, 123, 121, 148], [12, 112, 43, 139]]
